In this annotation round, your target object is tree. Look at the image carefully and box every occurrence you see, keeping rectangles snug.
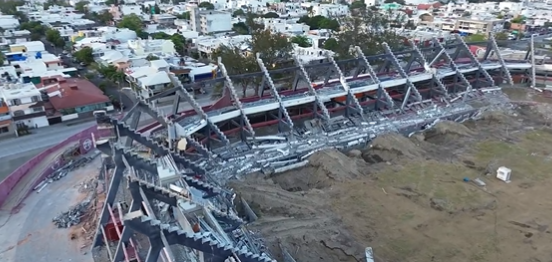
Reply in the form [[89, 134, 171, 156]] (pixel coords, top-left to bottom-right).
[[117, 14, 143, 33], [384, 0, 405, 4], [232, 22, 249, 35], [198, 2, 214, 10], [350, 1, 366, 10], [250, 29, 293, 69], [291, 35, 311, 47], [464, 33, 486, 42], [45, 29, 65, 48], [323, 38, 338, 51], [298, 15, 339, 31], [263, 12, 279, 18], [146, 54, 159, 60], [74, 47, 95, 64], [154, 3, 160, 14], [176, 12, 190, 20], [97, 65, 125, 82], [233, 9, 245, 17], [170, 34, 187, 56], [332, 9, 404, 58], [494, 32, 509, 41], [75, 1, 89, 13], [19, 21, 48, 41], [212, 45, 259, 97]]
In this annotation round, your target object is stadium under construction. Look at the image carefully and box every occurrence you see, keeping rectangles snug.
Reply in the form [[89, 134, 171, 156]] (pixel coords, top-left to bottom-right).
[[89, 34, 544, 262]]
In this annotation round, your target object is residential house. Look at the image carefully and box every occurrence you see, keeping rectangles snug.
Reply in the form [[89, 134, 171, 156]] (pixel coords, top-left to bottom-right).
[[1, 30, 31, 45], [125, 60, 172, 99], [0, 15, 20, 30], [153, 14, 177, 26], [0, 83, 49, 129], [0, 99, 13, 137], [41, 77, 112, 123], [127, 39, 176, 56]]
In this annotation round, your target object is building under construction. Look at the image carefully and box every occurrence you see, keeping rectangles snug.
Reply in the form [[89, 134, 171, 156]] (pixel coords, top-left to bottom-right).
[[90, 35, 542, 262]]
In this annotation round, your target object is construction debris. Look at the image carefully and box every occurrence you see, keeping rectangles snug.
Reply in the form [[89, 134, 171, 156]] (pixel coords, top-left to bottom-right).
[[53, 200, 91, 228], [34, 152, 100, 193]]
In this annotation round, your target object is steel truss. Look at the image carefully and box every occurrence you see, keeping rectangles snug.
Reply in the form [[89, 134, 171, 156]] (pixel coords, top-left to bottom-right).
[[122, 38, 524, 148], [91, 118, 271, 262], [92, 38, 531, 262]]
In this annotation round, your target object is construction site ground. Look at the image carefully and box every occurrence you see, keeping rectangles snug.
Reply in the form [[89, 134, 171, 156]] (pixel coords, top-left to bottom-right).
[[0, 157, 100, 262], [230, 87, 552, 262]]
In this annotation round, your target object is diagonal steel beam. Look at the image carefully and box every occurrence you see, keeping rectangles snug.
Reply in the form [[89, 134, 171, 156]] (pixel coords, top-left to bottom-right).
[[292, 54, 331, 121], [256, 53, 294, 132], [454, 34, 495, 87], [382, 42, 422, 110], [432, 37, 473, 101], [354, 46, 395, 111], [408, 39, 449, 98], [325, 52, 364, 119], [167, 72, 230, 145], [217, 57, 255, 139]]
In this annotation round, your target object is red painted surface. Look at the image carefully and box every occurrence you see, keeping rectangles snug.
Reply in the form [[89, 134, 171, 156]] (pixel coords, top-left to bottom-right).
[[0, 125, 107, 208]]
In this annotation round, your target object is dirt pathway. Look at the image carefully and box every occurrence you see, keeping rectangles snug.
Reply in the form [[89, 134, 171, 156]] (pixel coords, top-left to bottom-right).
[[0, 142, 79, 212]]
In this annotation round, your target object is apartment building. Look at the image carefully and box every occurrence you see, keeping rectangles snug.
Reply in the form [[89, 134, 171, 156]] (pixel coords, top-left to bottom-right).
[[125, 60, 172, 99], [190, 7, 232, 34], [455, 18, 504, 35], [1, 83, 49, 129]]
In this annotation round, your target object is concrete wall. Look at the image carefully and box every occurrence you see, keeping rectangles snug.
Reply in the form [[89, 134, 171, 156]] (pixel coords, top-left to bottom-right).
[[0, 125, 101, 208]]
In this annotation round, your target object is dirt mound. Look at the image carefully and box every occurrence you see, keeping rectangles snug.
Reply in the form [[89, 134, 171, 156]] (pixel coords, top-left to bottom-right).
[[478, 111, 512, 124], [423, 120, 474, 144], [362, 133, 424, 163], [271, 150, 367, 192]]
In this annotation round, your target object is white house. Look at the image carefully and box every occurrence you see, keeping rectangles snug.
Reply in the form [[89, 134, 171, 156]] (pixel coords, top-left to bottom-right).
[[1, 83, 49, 128]]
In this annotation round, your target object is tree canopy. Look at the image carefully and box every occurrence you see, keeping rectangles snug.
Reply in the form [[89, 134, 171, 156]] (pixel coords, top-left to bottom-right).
[[117, 14, 143, 33], [298, 15, 340, 31], [198, 2, 214, 10], [19, 21, 47, 41], [45, 29, 65, 48], [464, 33, 486, 42], [291, 35, 311, 48], [74, 47, 95, 64], [332, 9, 405, 58]]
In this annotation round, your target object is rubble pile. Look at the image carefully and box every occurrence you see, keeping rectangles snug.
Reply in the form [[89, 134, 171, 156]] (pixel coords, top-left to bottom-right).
[[53, 200, 91, 228]]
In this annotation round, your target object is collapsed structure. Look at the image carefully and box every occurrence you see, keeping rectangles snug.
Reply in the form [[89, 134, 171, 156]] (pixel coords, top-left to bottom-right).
[[90, 35, 540, 262]]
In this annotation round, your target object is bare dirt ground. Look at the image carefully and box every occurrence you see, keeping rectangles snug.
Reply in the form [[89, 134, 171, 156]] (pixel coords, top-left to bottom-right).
[[230, 88, 552, 262], [0, 157, 100, 262]]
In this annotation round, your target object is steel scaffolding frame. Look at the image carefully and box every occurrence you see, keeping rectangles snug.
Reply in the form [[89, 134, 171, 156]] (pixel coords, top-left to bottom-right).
[[92, 38, 533, 262]]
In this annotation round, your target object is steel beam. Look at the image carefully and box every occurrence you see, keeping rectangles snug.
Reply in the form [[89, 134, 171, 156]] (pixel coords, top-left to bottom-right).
[[292, 54, 331, 121], [382, 43, 422, 110], [488, 33, 513, 85], [454, 34, 495, 87], [325, 52, 364, 119], [354, 46, 395, 111], [167, 72, 230, 146], [256, 53, 294, 132], [432, 37, 474, 101], [408, 39, 449, 98], [218, 57, 256, 141]]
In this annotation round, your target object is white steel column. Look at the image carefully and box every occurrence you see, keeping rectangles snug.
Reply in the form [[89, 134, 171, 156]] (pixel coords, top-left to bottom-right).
[[409, 39, 449, 97], [433, 37, 474, 101], [292, 54, 331, 121], [454, 34, 495, 87], [256, 54, 294, 130], [217, 58, 256, 138], [168, 72, 230, 145], [325, 52, 364, 117], [382, 42, 422, 110], [488, 33, 513, 85], [354, 46, 395, 110]]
